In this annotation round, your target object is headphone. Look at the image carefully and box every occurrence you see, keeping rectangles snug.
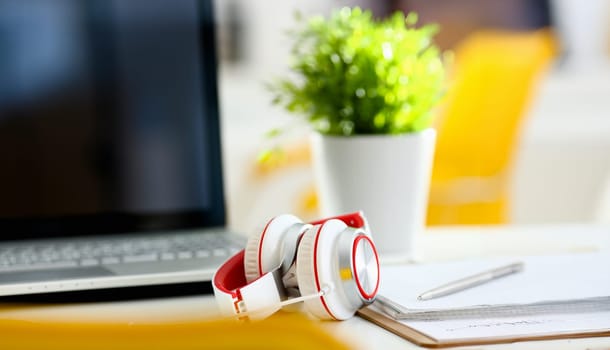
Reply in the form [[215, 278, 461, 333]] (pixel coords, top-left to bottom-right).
[[213, 212, 380, 320]]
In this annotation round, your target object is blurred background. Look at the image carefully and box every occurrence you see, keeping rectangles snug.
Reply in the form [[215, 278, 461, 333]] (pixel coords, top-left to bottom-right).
[[213, 0, 610, 233]]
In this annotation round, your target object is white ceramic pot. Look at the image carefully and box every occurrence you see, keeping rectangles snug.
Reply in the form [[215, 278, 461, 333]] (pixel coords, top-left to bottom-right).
[[311, 129, 436, 260]]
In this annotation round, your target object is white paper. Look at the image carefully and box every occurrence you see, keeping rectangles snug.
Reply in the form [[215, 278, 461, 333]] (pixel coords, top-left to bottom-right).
[[379, 253, 610, 312]]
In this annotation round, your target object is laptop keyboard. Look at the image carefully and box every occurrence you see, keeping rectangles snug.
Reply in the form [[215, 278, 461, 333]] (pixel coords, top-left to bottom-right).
[[0, 232, 244, 272]]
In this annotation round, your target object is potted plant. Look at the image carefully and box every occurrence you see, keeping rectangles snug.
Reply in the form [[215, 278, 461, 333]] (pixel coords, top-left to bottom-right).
[[270, 7, 446, 258]]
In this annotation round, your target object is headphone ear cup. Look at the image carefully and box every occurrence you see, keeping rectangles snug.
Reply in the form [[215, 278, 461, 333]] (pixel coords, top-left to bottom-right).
[[296, 220, 357, 320], [244, 214, 303, 283]]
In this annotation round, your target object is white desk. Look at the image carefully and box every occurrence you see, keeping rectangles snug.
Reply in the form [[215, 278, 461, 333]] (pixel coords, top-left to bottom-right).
[[2, 224, 609, 349]]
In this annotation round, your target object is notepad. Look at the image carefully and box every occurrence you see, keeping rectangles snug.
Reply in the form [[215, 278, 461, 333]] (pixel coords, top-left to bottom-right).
[[358, 253, 610, 347]]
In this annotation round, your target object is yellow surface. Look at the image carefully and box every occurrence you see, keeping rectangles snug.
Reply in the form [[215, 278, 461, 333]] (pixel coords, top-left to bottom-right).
[[427, 29, 557, 225], [0, 312, 349, 350]]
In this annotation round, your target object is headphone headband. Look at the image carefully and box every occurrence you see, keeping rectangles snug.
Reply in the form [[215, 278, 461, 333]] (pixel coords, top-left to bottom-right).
[[309, 211, 369, 232], [213, 250, 283, 319]]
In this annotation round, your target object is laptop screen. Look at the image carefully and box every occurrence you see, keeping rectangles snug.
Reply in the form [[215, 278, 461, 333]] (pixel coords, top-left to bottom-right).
[[0, 0, 225, 240]]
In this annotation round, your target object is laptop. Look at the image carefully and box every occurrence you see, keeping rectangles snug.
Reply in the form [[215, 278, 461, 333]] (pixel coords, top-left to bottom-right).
[[0, 0, 246, 297]]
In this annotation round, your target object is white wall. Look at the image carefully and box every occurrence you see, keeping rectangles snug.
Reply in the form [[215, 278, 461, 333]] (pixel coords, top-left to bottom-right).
[[511, 65, 610, 223], [511, 0, 610, 223]]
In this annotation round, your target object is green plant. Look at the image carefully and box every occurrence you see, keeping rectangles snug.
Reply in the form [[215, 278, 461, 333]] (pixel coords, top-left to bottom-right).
[[270, 7, 446, 136]]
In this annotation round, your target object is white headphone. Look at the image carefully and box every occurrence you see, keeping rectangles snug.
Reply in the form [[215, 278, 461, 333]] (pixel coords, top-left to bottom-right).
[[213, 212, 380, 320]]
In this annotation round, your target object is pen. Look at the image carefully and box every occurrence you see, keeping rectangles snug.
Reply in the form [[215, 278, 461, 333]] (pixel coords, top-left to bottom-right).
[[417, 261, 524, 301]]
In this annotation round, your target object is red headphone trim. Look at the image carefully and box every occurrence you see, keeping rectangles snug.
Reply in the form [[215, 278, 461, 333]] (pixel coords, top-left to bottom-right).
[[352, 235, 380, 300], [256, 218, 275, 277]]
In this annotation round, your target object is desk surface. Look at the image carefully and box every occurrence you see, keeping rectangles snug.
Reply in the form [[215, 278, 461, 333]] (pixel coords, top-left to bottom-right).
[[1, 224, 609, 349]]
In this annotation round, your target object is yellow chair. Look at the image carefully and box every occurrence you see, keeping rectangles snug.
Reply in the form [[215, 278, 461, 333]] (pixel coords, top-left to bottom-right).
[[427, 29, 557, 225]]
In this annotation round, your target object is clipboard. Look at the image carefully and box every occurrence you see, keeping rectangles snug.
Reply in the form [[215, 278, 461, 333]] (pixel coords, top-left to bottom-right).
[[357, 253, 610, 348], [357, 306, 610, 348]]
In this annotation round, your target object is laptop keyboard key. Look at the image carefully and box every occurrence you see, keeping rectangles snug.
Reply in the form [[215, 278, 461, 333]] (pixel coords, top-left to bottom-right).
[[160, 252, 176, 261], [101, 257, 120, 265], [213, 248, 227, 257], [177, 251, 193, 260], [0, 260, 79, 272], [195, 250, 210, 258], [123, 253, 157, 263], [80, 258, 99, 266]]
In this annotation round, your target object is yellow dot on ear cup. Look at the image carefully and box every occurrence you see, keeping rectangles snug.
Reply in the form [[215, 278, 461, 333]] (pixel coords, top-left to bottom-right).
[[339, 267, 353, 280]]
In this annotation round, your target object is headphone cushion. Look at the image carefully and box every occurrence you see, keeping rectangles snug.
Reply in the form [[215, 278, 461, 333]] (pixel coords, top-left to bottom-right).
[[243, 231, 263, 283], [244, 214, 302, 283], [296, 220, 357, 320]]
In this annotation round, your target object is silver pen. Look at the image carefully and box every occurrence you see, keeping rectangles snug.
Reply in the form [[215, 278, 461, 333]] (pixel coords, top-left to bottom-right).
[[417, 261, 524, 301]]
